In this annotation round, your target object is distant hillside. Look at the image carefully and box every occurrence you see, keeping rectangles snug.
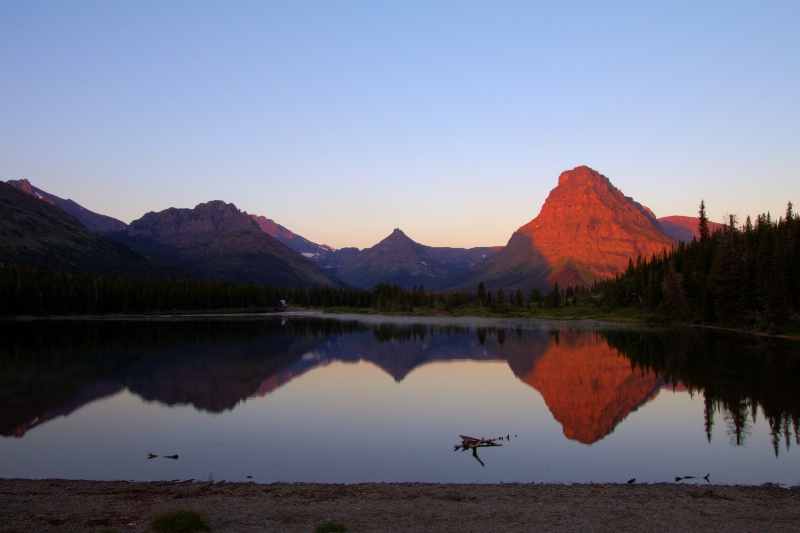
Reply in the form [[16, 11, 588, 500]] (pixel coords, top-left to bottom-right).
[[0, 181, 159, 275], [6, 179, 127, 233], [447, 166, 676, 292], [336, 228, 499, 290], [659, 215, 725, 242], [108, 201, 346, 288], [250, 214, 328, 255], [250, 214, 359, 271]]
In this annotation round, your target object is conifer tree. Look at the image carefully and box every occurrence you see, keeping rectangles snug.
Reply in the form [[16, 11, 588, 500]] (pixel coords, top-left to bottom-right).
[[699, 200, 711, 243], [476, 281, 486, 308]]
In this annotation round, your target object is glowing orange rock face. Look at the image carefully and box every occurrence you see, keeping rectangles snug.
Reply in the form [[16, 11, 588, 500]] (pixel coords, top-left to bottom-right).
[[520, 330, 662, 444], [517, 165, 676, 287]]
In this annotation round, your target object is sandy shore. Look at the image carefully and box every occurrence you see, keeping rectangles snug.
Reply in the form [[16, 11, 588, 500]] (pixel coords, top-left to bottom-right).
[[1, 479, 799, 532]]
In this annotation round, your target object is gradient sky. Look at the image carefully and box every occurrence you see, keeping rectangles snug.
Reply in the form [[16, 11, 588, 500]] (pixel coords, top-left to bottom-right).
[[2, 1, 798, 249]]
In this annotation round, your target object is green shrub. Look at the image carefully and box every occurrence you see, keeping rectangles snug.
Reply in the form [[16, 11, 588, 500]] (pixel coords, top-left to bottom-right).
[[314, 520, 348, 533], [150, 509, 210, 532]]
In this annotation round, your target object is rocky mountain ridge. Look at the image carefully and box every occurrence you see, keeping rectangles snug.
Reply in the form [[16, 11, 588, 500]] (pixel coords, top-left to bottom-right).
[[7, 179, 127, 233], [0, 181, 161, 275], [5, 167, 708, 291], [107, 200, 345, 287], [446, 166, 677, 291], [251, 215, 361, 271], [337, 228, 500, 290]]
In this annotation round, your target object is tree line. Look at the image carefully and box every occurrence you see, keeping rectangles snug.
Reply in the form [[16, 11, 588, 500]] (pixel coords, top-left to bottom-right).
[[595, 201, 800, 331], [0, 267, 552, 316], [0, 267, 372, 316]]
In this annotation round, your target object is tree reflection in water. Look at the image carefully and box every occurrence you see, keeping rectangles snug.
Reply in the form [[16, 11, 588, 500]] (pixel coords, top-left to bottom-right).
[[604, 328, 800, 456], [1, 316, 798, 456]]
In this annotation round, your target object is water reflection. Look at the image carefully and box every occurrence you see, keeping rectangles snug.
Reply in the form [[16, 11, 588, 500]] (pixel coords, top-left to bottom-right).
[[517, 330, 662, 444], [605, 329, 800, 455], [1, 316, 798, 459]]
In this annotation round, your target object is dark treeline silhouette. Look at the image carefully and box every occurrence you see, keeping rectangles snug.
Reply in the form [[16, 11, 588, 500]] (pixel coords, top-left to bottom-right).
[[596, 202, 800, 331], [604, 328, 800, 456], [0, 267, 487, 316], [0, 267, 374, 315]]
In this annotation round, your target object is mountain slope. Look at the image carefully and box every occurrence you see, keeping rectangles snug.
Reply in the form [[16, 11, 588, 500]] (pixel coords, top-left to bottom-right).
[[251, 214, 326, 255], [0, 181, 158, 274], [108, 201, 345, 287], [658, 215, 724, 242], [448, 166, 676, 292], [6, 179, 127, 233], [336, 228, 499, 290], [250, 214, 360, 270]]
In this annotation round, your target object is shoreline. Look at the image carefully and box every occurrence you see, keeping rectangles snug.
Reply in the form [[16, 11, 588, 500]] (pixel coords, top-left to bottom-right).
[[2, 479, 798, 532], [4, 310, 798, 340]]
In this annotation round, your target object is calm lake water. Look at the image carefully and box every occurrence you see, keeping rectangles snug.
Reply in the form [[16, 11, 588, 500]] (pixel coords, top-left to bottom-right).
[[1, 313, 798, 486]]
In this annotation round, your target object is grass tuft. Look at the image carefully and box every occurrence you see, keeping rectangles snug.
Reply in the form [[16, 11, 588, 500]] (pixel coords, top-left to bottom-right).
[[314, 520, 348, 532], [150, 509, 211, 532]]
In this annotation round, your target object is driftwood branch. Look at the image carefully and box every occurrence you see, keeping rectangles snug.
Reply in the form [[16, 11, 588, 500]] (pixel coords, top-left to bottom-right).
[[454, 435, 504, 467]]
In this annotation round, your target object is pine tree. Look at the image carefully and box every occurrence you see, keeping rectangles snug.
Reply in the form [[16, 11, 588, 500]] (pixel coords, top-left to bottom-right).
[[476, 281, 486, 308], [496, 287, 506, 308], [699, 200, 711, 243]]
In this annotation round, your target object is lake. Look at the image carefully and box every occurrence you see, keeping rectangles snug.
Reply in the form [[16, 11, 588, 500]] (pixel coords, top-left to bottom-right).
[[1, 313, 798, 486]]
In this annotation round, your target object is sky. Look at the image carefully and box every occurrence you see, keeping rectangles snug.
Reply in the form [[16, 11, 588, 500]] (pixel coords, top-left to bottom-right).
[[1, 1, 798, 250]]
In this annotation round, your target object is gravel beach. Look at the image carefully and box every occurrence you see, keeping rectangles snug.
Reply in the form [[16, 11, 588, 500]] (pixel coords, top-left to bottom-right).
[[1, 479, 799, 532]]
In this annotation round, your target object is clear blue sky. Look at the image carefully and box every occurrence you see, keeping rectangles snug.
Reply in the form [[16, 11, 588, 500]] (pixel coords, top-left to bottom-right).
[[2, 1, 798, 249]]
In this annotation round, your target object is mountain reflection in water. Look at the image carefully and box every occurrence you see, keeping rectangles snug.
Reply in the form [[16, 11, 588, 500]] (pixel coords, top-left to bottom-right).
[[1, 315, 799, 483], [519, 330, 662, 444]]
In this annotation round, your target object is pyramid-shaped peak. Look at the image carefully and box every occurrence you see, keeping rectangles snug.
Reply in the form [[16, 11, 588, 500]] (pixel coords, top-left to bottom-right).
[[383, 228, 413, 242], [557, 165, 610, 187]]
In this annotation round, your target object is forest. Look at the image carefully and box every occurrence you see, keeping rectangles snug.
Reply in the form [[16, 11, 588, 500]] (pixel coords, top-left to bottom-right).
[[1, 202, 798, 333], [595, 202, 800, 332]]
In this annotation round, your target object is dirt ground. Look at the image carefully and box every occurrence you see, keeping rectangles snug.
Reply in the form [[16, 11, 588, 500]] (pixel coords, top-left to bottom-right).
[[1, 479, 799, 532]]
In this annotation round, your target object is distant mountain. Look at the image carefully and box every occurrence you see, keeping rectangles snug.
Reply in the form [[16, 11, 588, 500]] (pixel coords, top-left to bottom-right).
[[107, 200, 346, 287], [6, 179, 127, 233], [0, 181, 160, 275], [250, 214, 360, 271], [447, 166, 677, 292], [336, 228, 500, 290], [658, 215, 725, 242], [250, 214, 328, 255]]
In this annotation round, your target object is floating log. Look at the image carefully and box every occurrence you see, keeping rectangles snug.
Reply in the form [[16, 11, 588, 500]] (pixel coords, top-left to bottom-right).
[[457, 435, 503, 451]]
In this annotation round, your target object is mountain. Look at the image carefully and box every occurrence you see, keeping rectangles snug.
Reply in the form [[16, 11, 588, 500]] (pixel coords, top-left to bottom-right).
[[658, 215, 725, 242], [251, 214, 329, 255], [0, 181, 159, 274], [6, 179, 127, 233], [250, 214, 360, 271], [336, 228, 499, 290], [447, 166, 677, 292], [107, 200, 345, 287]]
